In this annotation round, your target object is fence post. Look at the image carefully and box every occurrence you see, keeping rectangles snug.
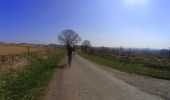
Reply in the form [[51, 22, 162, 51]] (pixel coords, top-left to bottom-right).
[[28, 45, 30, 53], [126, 48, 131, 63], [169, 47, 170, 63], [128, 48, 131, 58]]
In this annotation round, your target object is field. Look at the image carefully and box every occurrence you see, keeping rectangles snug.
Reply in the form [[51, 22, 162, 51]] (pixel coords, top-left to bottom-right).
[[80, 53, 170, 80], [0, 44, 46, 55], [0, 44, 52, 74], [0, 45, 65, 100]]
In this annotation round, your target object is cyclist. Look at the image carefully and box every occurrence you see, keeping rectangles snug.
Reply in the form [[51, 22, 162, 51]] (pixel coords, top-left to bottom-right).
[[67, 45, 74, 67]]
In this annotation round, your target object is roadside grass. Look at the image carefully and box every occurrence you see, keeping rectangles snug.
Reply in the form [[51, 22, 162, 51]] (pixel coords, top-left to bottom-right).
[[80, 53, 170, 80], [0, 51, 64, 100]]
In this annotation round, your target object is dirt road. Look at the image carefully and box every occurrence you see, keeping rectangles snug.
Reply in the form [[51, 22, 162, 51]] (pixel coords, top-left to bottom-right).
[[43, 55, 164, 100]]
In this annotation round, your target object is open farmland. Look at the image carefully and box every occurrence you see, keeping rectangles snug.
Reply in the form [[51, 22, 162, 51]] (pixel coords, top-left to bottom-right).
[[0, 47, 64, 100], [0, 44, 59, 74], [0, 44, 46, 55]]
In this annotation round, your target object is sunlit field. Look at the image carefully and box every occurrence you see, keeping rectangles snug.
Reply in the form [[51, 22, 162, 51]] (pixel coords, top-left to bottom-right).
[[0, 44, 46, 55]]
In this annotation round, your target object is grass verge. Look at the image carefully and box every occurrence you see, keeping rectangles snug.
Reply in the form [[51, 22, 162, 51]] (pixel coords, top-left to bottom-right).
[[0, 52, 65, 100], [80, 53, 170, 80]]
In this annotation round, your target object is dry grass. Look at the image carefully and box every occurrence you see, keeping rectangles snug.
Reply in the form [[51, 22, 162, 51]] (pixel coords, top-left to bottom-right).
[[0, 51, 64, 100], [0, 45, 60, 74], [0, 44, 48, 74], [0, 44, 46, 55], [0, 56, 28, 75]]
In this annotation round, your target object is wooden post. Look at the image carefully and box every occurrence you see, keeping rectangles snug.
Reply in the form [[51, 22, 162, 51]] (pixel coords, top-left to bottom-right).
[[169, 47, 170, 63], [126, 48, 131, 63], [128, 48, 131, 57], [28, 45, 30, 53]]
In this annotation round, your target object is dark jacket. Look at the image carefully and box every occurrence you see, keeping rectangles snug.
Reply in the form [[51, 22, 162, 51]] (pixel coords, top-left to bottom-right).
[[67, 46, 74, 56]]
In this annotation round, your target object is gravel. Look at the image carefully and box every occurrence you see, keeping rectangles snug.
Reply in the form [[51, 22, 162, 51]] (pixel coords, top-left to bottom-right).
[[42, 55, 166, 100]]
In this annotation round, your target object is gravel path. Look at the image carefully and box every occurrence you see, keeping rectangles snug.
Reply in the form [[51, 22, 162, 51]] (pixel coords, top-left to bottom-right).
[[42, 55, 166, 100]]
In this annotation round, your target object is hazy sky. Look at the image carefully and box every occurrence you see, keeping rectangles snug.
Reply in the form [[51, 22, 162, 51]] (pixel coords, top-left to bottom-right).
[[0, 0, 170, 49]]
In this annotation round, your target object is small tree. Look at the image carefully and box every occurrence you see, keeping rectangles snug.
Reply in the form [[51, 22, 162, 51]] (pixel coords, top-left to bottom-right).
[[81, 40, 91, 52], [58, 29, 81, 48]]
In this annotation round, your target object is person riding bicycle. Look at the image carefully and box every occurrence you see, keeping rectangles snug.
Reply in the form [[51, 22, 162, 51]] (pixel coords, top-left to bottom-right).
[[67, 45, 74, 67]]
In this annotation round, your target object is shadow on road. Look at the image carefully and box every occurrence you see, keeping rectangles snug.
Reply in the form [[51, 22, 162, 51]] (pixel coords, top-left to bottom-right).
[[56, 64, 71, 69]]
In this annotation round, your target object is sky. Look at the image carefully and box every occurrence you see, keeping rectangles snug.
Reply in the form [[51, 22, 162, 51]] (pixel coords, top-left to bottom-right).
[[0, 0, 170, 49]]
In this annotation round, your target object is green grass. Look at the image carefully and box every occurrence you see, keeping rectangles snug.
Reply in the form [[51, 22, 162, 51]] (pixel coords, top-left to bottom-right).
[[80, 53, 170, 80], [0, 52, 65, 100]]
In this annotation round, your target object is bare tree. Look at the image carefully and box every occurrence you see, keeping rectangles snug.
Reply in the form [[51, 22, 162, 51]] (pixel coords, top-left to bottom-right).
[[58, 29, 81, 47], [58, 29, 81, 66], [81, 40, 91, 52]]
